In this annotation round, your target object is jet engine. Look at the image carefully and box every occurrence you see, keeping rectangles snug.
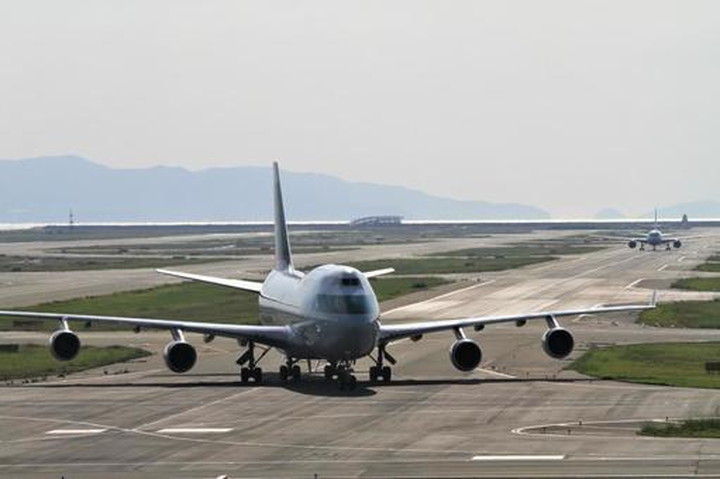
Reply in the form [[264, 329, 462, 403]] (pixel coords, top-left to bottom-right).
[[673, 240, 682, 249], [449, 339, 482, 371], [163, 341, 197, 373], [541, 327, 574, 359], [628, 240, 637, 249], [49, 329, 81, 361]]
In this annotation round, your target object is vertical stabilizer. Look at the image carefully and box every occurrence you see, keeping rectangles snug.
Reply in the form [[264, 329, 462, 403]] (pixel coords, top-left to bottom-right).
[[654, 208, 658, 229], [273, 162, 294, 272]]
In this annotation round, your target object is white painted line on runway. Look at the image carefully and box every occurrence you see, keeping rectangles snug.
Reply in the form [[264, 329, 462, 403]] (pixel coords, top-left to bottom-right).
[[471, 455, 565, 461], [657, 264, 669, 271], [476, 367, 516, 379], [625, 278, 644, 289], [383, 280, 496, 315], [46, 429, 106, 435], [157, 428, 233, 434], [678, 256, 686, 262]]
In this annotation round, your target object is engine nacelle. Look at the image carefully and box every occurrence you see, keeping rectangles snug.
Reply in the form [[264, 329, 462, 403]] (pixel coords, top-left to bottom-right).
[[628, 240, 637, 249], [541, 327, 574, 359], [673, 240, 682, 249], [163, 341, 197, 373], [49, 329, 81, 361], [449, 339, 482, 372]]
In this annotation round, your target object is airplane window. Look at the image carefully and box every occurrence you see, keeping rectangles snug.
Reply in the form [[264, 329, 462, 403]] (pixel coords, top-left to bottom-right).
[[316, 294, 370, 314], [340, 277, 361, 287]]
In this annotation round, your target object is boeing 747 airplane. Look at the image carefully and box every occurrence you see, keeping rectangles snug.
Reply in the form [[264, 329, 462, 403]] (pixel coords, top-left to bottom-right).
[[0, 164, 655, 389]]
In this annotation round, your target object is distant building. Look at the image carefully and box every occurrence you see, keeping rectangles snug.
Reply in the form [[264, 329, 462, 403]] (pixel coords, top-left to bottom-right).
[[350, 215, 403, 227]]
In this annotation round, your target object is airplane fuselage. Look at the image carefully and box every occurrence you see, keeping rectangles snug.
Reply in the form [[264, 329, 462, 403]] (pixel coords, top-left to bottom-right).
[[646, 229, 663, 246], [258, 264, 380, 361]]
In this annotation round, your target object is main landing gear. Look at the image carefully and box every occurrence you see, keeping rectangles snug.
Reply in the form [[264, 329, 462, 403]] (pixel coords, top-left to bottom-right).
[[369, 344, 395, 384], [237, 341, 270, 384]]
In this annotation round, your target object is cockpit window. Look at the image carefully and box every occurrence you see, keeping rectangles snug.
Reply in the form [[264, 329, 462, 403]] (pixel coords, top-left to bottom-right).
[[316, 294, 371, 315], [340, 277, 361, 287]]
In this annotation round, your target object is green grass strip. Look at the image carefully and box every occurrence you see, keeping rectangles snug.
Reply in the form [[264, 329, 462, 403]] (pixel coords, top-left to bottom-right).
[[696, 263, 720, 273], [0, 344, 151, 382], [569, 342, 720, 389], [672, 277, 720, 292], [639, 299, 720, 328], [640, 418, 720, 438]]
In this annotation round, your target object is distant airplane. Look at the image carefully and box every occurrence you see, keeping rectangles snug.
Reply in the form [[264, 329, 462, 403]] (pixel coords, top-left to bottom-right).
[[625, 210, 688, 251], [0, 164, 655, 389]]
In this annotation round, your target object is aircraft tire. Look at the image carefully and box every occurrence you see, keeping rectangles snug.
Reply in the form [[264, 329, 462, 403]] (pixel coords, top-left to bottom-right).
[[291, 365, 301, 381], [381, 366, 392, 383], [279, 365, 289, 381]]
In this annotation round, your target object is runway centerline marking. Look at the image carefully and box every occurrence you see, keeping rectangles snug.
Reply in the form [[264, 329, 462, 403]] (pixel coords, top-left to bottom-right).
[[46, 428, 106, 435], [625, 278, 643, 289], [658, 264, 669, 271], [383, 280, 496, 315], [471, 455, 565, 461], [157, 428, 232, 434], [476, 367, 516, 379]]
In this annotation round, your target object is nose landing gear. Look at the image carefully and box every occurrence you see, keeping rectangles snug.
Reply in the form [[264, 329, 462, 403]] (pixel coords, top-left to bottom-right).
[[324, 361, 358, 390], [279, 358, 302, 382]]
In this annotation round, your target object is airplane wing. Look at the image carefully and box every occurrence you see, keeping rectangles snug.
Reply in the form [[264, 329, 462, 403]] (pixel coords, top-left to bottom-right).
[[592, 234, 644, 243], [363, 268, 395, 279], [0, 310, 290, 348], [156, 269, 264, 294], [378, 298, 655, 344]]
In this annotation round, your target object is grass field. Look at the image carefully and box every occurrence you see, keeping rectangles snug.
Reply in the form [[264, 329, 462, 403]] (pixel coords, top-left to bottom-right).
[[0, 255, 223, 272], [672, 277, 720, 292], [0, 276, 451, 331], [697, 263, 720, 273], [569, 342, 720, 389], [0, 344, 151, 382], [639, 299, 720, 328], [639, 418, 720, 438], [694, 252, 720, 272]]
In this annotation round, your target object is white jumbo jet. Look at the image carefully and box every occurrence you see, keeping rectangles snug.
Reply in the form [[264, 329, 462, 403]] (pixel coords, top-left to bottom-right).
[[0, 164, 655, 389], [624, 210, 691, 251]]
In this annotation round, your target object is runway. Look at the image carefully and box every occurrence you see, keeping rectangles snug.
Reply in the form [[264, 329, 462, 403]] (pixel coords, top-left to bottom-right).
[[1, 230, 720, 478]]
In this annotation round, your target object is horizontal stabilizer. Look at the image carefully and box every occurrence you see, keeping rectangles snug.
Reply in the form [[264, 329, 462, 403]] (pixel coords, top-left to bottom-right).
[[363, 268, 395, 279], [156, 269, 263, 294]]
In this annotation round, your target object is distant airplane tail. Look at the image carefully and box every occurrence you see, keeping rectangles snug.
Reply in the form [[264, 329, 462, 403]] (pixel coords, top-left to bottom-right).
[[273, 162, 294, 272], [654, 208, 658, 228]]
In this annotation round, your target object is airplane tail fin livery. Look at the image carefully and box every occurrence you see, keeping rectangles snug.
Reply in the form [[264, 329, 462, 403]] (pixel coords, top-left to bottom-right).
[[273, 162, 294, 272]]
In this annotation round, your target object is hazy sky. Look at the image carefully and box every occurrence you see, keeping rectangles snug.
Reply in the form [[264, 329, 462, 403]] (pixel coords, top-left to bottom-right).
[[1, 1, 718, 217]]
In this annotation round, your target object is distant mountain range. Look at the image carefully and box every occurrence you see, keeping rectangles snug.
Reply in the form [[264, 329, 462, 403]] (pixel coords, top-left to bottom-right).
[[0, 156, 550, 222]]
